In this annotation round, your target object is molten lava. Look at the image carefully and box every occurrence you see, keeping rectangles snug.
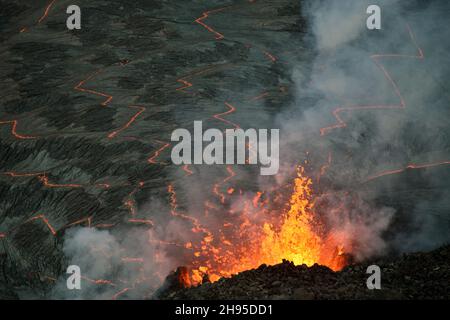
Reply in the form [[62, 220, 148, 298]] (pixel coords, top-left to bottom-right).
[[260, 167, 344, 270], [180, 166, 347, 287]]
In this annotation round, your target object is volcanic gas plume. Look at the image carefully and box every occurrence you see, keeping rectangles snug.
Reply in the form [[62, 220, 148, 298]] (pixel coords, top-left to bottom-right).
[[1, 0, 449, 300], [153, 163, 393, 288]]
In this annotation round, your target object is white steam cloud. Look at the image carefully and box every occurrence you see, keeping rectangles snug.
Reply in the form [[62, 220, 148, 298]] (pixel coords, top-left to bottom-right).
[[54, 0, 450, 299]]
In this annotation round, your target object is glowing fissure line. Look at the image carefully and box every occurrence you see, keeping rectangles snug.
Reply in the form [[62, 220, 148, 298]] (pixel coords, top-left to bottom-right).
[[148, 141, 171, 164], [223, 166, 236, 183], [213, 166, 236, 204], [211, 101, 241, 203], [0, 120, 37, 140], [213, 102, 240, 129], [3, 171, 111, 189], [249, 92, 269, 101], [320, 24, 424, 136], [2, 171, 44, 177], [128, 218, 154, 226], [38, 175, 83, 188], [176, 79, 193, 91], [38, 0, 57, 24], [317, 152, 332, 184], [195, 7, 229, 40], [108, 106, 146, 139], [19, 0, 58, 32], [65, 217, 92, 229], [81, 276, 115, 286], [366, 161, 450, 182], [112, 288, 130, 300], [4, 214, 121, 239], [263, 51, 277, 63], [182, 164, 194, 176], [123, 182, 155, 226], [27, 214, 57, 236], [168, 184, 211, 236], [74, 69, 113, 107], [214, 101, 257, 161], [176, 65, 223, 92]]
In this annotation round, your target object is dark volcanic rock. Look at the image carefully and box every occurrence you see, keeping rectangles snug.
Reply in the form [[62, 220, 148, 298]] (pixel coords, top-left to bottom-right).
[[0, 0, 305, 298], [1, 0, 450, 300], [161, 245, 450, 300]]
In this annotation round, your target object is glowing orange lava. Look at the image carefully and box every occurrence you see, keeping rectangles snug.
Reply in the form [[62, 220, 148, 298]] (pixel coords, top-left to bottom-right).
[[195, 7, 229, 40], [320, 24, 424, 136], [81, 276, 115, 286], [128, 218, 154, 227], [176, 65, 222, 93], [112, 288, 130, 300], [259, 167, 345, 271], [213, 102, 240, 129], [249, 91, 269, 101], [65, 217, 92, 229], [27, 214, 57, 236], [366, 161, 450, 182], [263, 50, 277, 63], [74, 69, 113, 107], [148, 141, 171, 164], [0, 120, 37, 140], [38, 175, 84, 188], [183, 166, 347, 285], [182, 164, 194, 176], [38, 0, 58, 24], [108, 106, 146, 139]]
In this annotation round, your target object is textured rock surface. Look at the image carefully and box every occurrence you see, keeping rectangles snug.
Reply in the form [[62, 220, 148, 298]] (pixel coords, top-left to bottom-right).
[[0, 0, 305, 298], [1, 0, 449, 300], [161, 245, 450, 300]]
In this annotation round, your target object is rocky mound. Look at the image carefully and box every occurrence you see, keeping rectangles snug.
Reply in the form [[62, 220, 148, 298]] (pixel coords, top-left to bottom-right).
[[160, 245, 449, 300]]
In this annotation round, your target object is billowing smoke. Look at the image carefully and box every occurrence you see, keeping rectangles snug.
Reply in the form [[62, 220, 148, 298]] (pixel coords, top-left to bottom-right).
[[276, 0, 450, 257], [54, 0, 450, 299], [51, 223, 175, 299]]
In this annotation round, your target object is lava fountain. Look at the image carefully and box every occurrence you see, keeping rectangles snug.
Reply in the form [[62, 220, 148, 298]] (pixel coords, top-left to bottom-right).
[[176, 166, 348, 286], [259, 166, 347, 272]]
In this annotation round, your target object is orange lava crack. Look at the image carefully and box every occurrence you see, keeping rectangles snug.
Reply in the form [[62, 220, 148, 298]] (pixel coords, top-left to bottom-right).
[[108, 106, 146, 139], [2, 171, 112, 190], [112, 288, 131, 300], [195, 7, 229, 40], [365, 161, 450, 182], [182, 165, 194, 176], [127, 218, 154, 226], [213, 166, 236, 204], [27, 214, 57, 236], [0, 120, 37, 140], [168, 184, 212, 236], [38, 0, 58, 24], [320, 24, 424, 136], [176, 65, 222, 93], [263, 50, 277, 63], [19, 0, 58, 32], [148, 141, 171, 164], [74, 69, 113, 107], [213, 102, 241, 129]]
